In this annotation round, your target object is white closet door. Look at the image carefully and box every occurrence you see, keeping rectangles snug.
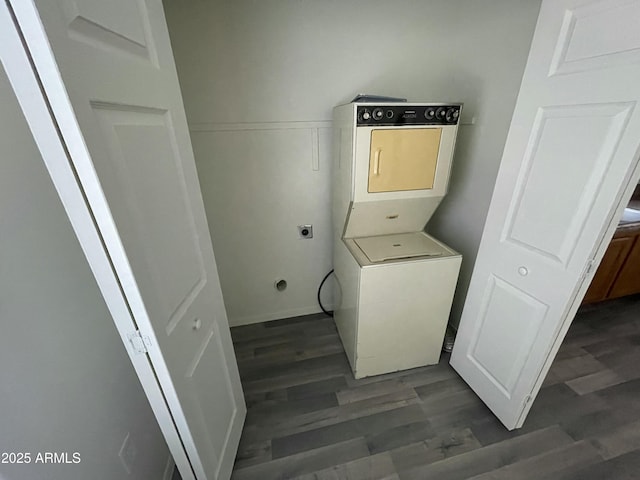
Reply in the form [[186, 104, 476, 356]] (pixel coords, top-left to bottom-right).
[[3, 0, 246, 478], [451, 0, 640, 429]]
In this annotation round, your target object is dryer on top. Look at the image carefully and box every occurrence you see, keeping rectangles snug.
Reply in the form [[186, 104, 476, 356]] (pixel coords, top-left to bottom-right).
[[333, 102, 462, 239]]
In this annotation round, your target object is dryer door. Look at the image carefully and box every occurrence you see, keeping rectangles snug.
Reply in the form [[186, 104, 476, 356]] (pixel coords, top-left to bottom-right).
[[367, 128, 442, 193]]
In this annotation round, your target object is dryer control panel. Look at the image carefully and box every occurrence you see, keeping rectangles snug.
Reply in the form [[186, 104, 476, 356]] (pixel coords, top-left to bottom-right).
[[357, 104, 461, 126]]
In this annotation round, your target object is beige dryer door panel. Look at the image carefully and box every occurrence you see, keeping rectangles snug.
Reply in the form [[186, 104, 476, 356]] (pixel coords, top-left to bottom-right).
[[368, 128, 441, 193]]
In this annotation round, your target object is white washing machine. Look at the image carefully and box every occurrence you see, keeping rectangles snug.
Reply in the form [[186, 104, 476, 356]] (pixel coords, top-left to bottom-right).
[[332, 102, 462, 379]]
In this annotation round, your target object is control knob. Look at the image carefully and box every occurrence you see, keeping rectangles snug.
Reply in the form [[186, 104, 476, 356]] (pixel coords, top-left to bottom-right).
[[425, 108, 436, 120], [445, 108, 459, 123], [373, 108, 384, 120], [435, 107, 447, 120], [362, 109, 371, 120]]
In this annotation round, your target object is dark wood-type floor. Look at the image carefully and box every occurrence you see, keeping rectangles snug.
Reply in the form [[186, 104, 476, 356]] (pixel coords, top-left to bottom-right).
[[225, 295, 640, 480]]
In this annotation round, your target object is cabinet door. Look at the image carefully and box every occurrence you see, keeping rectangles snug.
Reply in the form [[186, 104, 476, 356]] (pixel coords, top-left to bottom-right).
[[582, 236, 634, 303], [368, 128, 441, 193], [609, 236, 640, 299]]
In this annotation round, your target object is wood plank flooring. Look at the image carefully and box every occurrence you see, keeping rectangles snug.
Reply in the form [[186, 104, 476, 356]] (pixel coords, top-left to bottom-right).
[[221, 294, 640, 479]]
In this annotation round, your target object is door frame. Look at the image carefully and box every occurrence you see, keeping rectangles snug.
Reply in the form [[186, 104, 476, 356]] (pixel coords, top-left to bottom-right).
[[0, 1, 195, 477]]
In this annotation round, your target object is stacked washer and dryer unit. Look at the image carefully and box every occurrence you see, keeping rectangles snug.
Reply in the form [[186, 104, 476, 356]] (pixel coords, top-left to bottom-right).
[[332, 102, 462, 379]]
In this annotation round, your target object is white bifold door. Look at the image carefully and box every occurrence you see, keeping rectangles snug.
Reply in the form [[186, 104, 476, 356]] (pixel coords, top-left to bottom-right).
[[452, 0, 640, 429], [0, 0, 245, 479]]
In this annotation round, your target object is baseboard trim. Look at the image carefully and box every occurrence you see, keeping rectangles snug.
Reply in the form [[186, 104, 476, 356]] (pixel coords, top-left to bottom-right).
[[229, 305, 334, 327]]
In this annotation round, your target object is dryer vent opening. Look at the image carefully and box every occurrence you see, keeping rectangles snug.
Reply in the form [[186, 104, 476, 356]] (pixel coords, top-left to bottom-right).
[[274, 279, 287, 292]]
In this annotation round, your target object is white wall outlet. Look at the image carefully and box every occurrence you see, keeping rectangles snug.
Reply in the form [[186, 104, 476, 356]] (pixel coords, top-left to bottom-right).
[[118, 432, 137, 474], [298, 224, 313, 239]]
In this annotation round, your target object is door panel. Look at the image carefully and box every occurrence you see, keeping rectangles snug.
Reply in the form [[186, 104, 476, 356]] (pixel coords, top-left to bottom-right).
[[61, 0, 157, 63], [187, 322, 238, 475], [549, 0, 640, 75], [451, 0, 640, 430], [8, 0, 246, 478], [92, 105, 207, 335], [368, 128, 440, 193], [469, 276, 549, 397], [504, 103, 633, 264]]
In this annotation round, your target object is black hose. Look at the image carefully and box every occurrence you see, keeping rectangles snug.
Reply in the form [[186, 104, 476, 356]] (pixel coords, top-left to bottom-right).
[[318, 269, 334, 317]]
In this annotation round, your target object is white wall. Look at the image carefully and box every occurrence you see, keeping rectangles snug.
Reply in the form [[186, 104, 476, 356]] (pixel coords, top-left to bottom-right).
[[164, 0, 542, 326], [0, 67, 170, 479]]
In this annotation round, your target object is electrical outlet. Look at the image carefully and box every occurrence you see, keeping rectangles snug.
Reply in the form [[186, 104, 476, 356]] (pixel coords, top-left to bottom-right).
[[298, 224, 313, 239], [119, 432, 137, 474]]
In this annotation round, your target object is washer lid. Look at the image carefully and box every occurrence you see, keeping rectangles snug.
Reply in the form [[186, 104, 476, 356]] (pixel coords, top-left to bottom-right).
[[354, 232, 446, 263]]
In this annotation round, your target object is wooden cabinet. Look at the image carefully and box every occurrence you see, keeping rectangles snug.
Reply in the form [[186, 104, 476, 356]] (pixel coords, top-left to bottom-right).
[[609, 236, 640, 298], [583, 224, 640, 304]]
